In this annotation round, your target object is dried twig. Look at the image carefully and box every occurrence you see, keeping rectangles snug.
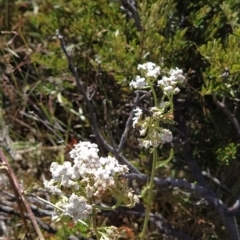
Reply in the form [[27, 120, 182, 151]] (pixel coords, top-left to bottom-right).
[[0, 150, 45, 240], [213, 94, 240, 138]]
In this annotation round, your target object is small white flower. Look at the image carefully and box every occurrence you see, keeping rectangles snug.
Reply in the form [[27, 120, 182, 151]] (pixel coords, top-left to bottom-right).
[[69, 142, 99, 160], [139, 127, 147, 136], [147, 66, 161, 78], [158, 67, 185, 95], [137, 62, 161, 78], [99, 156, 108, 165], [129, 75, 146, 89], [49, 161, 74, 187], [151, 131, 162, 147], [163, 85, 174, 93], [127, 192, 140, 206], [158, 77, 175, 91], [169, 67, 185, 83], [64, 194, 92, 221], [138, 139, 152, 148], [132, 107, 143, 128], [150, 107, 163, 118], [160, 129, 173, 142], [173, 87, 180, 94], [43, 179, 62, 195]]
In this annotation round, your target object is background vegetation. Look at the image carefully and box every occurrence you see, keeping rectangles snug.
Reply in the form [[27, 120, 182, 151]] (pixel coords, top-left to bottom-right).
[[1, 0, 240, 239]]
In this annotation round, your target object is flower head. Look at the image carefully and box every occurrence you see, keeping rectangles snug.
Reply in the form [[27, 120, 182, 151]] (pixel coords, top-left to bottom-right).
[[159, 129, 173, 142], [64, 194, 92, 221], [132, 107, 143, 128], [44, 141, 139, 222], [169, 67, 185, 83], [137, 62, 161, 78], [43, 179, 62, 195], [129, 75, 146, 89], [49, 161, 77, 188], [158, 67, 185, 94]]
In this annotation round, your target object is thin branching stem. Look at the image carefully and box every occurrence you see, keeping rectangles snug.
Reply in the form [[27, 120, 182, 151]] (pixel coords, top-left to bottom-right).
[[140, 147, 157, 239]]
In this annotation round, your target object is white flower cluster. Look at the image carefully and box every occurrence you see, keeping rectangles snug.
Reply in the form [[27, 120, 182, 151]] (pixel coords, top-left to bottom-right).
[[69, 142, 129, 197], [50, 161, 78, 188], [138, 128, 173, 148], [129, 75, 146, 89], [129, 62, 185, 95], [130, 62, 161, 89], [129, 62, 185, 148], [158, 67, 185, 94], [138, 62, 161, 78], [44, 141, 139, 221], [132, 106, 173, 148], [132, 107, 143, 128], [64, 194, 92, 221]]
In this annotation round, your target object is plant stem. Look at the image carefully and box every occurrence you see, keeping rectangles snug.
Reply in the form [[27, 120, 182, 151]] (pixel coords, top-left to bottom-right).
[[140, 147, 158, 239], [92, 214, 101, 240], [150, 83, 158, 107]]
